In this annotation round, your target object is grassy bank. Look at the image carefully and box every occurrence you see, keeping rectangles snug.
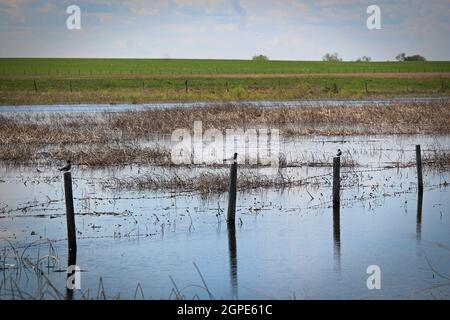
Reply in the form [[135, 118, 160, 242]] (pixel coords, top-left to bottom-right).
[[0, 58, 449, 105], [0, 76, 448, 105]]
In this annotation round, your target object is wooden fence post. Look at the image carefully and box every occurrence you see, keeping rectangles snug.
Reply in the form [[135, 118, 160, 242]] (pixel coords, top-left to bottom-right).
[[333, 157, 341, 207], [227, 153, 238, 225], [185, 80, 189, 93], [64, 172, 77, 253], [416, 145, 423, 191], [34, 80, 38, 93]]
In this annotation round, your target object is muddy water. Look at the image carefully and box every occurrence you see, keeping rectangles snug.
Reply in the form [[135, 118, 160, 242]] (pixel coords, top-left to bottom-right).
[[0, 134, 449, 299]]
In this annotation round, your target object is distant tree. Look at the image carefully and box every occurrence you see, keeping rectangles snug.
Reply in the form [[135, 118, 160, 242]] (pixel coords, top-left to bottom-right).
[[396, 53, 426, 62], [396, 52, 406, 62], [322, 52, 342, 62], [252, 54, 269, 61], [356, 56, 372, 62], [404, 54, 426, 61]]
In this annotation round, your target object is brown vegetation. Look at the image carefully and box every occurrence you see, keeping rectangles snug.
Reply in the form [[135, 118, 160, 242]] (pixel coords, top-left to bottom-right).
[[103, 171, 304, 196], [0, 102, 449, 166]]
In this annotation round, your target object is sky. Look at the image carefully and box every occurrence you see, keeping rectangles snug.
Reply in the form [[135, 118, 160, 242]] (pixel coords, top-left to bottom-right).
[[0, 0, 449, 61]]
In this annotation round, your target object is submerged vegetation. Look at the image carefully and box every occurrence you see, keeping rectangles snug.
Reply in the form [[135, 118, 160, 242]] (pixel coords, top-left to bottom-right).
[[102, 171, 307, 196], [0, 102, 449, 166]]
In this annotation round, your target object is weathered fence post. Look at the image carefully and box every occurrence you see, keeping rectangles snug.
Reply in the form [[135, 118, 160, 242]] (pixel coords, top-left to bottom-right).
[[227, 153, 238, 225], [64, 172, 77, 253], [185, 80, 189, 93], [34, 80, 38, 93], [416, 145, 423, 191], [333, 157, 341, 207]]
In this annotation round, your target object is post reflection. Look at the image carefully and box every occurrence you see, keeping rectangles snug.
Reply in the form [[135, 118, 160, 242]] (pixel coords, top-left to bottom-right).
[[65, 249, 77, 301], [416, 189, 423, 242], [333, 204, 341, 272], [227, 223, 238, 299]]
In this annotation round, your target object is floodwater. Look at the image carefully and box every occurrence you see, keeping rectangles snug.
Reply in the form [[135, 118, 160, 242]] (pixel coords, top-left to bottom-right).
[[1, 133, 449, 300], [0, 96, 448, 113]]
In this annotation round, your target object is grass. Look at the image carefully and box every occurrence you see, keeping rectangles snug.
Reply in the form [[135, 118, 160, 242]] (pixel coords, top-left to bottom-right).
[[0, 77, 448, 105], [103, 170, 306, 196], [423, 149, 450, 170], [1, 101, 449, 140], [0, 102, 448, 166], [1, 58, 450, 76], [0, 58, 449, 105], [0, 240, 214, 300]]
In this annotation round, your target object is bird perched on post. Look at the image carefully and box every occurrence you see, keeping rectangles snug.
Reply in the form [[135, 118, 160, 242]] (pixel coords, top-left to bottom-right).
[[59, 160, 72, 172], [223, 153, 238, 163], [336, 149, 342, 157]]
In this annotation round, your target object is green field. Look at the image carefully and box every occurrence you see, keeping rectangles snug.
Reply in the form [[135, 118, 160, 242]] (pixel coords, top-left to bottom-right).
[[1, 58, 450, 76], [0, 58, 449, 105]]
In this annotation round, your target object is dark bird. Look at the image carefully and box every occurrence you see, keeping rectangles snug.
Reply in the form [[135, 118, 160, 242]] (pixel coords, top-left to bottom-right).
[[223, 153, 238, 163], [59, 160, 72, 172], [336, 149, 342, 157]]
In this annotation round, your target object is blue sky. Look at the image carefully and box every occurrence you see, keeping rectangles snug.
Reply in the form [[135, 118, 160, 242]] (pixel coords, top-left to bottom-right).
[[0, 0, 449, 60]]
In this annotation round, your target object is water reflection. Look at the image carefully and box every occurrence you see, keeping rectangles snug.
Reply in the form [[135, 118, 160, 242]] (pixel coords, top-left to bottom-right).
[[227, 224, 238, 299], [1, 96, 447, 113], [333, 204, 341, 272], [416, 190, 423, 242]]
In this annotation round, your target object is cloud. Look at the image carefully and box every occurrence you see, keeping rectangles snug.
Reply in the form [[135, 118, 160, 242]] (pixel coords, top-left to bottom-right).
[[0, 0, 29, 22], [35, 1, 57, 13], [0, 0, 449, 60]]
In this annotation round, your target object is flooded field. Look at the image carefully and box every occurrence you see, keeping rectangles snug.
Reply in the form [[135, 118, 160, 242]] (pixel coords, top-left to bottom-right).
[[1, 128, 449, 299], [0, 96, 448, 113]]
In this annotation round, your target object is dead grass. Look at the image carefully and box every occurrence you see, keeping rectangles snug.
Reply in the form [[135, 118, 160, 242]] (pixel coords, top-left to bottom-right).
[[0, 102, 449, 166], [107, 102, 450, 136], [423, 149, 450, 169], [104, 171, 305, 196], [1, 102, 449, 146], [0, 143, 171, 166]]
